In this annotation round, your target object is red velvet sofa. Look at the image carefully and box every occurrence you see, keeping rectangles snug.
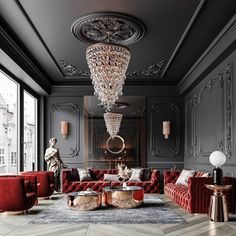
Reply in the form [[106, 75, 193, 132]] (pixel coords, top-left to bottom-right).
[[21, 171, 55, 198], [164, 170, 236, 213], [0, 175, 37, 213], [62, 168, 160, 193]]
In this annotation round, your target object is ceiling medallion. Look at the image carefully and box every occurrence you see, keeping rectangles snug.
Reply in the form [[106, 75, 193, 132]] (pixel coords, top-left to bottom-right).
[[71, 12, 145, 45]]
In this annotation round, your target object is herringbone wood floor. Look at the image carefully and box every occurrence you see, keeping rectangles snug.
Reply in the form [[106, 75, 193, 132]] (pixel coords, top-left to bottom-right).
[[0, 194, 235, 236]]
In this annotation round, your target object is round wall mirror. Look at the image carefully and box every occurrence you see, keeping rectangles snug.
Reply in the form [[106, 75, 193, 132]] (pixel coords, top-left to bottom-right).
[[106, 135, 125, 154]]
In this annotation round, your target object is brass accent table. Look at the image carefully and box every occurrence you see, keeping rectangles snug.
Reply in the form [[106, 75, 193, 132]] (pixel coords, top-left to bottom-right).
[[205, 184, 232, 222], [103, 186, 144, 208], [67, 190, 102, 211]]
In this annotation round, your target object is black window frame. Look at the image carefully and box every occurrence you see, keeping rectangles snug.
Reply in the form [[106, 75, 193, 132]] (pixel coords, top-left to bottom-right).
[[0, 65, 40, 172]]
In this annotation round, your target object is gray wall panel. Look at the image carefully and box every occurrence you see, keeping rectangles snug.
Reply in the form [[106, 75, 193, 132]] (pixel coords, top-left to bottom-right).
[[45, 96, 84, 168], [184, 50, 236, 176], [147, 97, 184, 169]]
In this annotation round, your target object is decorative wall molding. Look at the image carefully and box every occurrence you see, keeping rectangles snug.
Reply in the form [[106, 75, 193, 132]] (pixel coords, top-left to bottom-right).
[[50, 103, 80, 158], [225, 62, 233, 159], [184, 62, 233, 160], [151, 103, 180, 158], [184, 97, 194, 158]]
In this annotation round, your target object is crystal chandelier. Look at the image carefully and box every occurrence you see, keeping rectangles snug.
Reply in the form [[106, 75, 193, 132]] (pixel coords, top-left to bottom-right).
[[86, 43, 130, 111], [104, 112, 123, 137]]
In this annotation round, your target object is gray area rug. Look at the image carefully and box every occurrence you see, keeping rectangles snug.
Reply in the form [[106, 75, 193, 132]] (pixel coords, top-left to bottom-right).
[[29, 195, 186, 224]]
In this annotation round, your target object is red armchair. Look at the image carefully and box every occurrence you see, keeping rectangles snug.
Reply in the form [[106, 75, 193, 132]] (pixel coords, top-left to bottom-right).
[[21, 171, 54, 198], [164, 170, 236, 213], [0, 175, 37, 214]]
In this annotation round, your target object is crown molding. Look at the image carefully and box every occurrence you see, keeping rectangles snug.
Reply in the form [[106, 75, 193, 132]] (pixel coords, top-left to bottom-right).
[[178, 14, 236, 95], [0, 25, 51, 94], [161, 0, 206, 78]]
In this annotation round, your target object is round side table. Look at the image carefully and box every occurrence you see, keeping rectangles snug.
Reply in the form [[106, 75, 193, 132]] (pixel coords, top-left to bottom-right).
[[205, 184, 232, 222]]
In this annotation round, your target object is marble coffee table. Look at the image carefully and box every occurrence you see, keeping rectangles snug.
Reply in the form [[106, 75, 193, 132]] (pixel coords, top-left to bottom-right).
[[103, 186, 144, 208], [67, 189, 102, 211]]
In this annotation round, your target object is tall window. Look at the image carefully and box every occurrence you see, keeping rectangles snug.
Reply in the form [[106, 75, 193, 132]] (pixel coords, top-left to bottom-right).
[[10, 152, 17, 165], [23, 91, 37, 171], [0, 148, 5, 166], [0, 70, 18, 174]]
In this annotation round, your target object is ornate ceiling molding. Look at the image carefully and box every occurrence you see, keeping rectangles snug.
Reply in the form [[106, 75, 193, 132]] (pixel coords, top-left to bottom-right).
[[71, 12, 145, 45], [126, 60, 165, 78], [60, 60, 89, 76], [60, 59, 165, 79]]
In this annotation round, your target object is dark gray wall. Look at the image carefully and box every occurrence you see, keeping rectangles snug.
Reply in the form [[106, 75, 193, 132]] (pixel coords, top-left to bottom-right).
[[147, 97, 184, 168], [182, 16, 236, 177], [44, 86, 184, 173], [86, 118, 145, 169], [146, 97, 184, 191], [184, 50, 236, 176], [45, 96, 84, 168]]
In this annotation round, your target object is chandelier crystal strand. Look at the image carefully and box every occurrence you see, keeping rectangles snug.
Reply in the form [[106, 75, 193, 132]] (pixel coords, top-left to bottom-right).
[[104, 112, 123, 137], [86, 43, 130, 111]]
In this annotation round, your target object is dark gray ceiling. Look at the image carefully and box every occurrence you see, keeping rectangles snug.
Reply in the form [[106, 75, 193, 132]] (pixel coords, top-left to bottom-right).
[[0, 0, 235, 87]]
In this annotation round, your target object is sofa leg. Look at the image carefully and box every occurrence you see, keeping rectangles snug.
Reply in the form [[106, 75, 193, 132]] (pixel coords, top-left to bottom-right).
[[1, 210, 26, 216], [38, 197, 50, 200]]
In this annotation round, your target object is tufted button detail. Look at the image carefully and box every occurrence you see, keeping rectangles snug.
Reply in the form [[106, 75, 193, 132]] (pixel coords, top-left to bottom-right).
[[62, 169, 160, 193]]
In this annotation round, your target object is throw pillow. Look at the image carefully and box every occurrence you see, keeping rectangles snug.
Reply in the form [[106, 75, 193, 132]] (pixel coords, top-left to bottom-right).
[[71, 168, 80, 181], [175, 169, 196, 186], [128, 168, 144, 182], [24, 180, 30, 193], [77, 168, 92, 181], [201, 172, 211, 177], [142, 168, 151, 181], [103, 174, 119, 181], [195, 171, 211, 177]]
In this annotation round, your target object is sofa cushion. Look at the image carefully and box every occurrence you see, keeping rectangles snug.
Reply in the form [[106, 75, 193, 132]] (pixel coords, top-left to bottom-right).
[[195, 171, 211, 177], [128, 168, 143, 182], [24, 180, 30, 193], [77, 168, 92, 181], [175, 169, 195, 186], [71, 168, 80, 181], [142, 168, 151, 181], [104, 174, 119, 181]]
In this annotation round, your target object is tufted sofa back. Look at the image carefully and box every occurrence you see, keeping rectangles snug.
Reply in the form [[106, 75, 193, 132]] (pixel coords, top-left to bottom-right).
[[90, 169, 118, 180]]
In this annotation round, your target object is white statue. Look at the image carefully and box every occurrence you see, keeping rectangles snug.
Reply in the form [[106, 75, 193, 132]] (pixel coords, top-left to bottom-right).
[[44, 137, 67, 192]]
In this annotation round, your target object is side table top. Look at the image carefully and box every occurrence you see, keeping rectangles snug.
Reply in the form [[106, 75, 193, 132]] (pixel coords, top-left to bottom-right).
[[205, 184, 232, 191], [67, 189, 101, 197]]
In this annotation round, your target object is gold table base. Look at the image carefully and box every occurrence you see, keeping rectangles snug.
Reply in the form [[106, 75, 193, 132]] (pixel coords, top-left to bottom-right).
[[205, 184, 232, 222], [208, 195, 228, 222], [103, 186, 144, 209], [67, 192, 102, 211]]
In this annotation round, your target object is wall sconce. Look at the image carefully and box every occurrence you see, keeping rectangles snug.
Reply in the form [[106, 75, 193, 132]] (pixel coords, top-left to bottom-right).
[[163, 121, 170, 139], [61, 121, 69, 139]]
